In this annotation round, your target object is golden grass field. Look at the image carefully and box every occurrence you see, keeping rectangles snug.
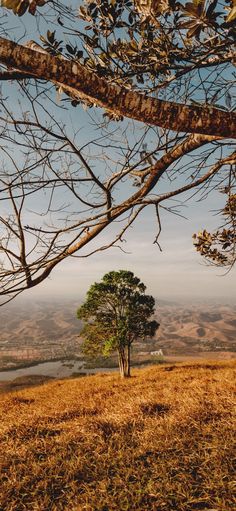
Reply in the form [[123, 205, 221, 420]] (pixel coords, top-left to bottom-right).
[[0, 362, 235, 511]]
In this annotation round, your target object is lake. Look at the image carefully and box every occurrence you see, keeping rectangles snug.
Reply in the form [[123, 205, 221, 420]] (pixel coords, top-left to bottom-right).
[[0, 359, 118, 382]]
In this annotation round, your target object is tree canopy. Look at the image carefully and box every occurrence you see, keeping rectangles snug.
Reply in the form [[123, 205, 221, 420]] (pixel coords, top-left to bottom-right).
[[0, 1, 235, 304], [77, 270, 159, 377]]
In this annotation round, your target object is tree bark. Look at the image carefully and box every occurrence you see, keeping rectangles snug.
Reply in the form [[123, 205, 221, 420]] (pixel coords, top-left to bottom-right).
[[0, 37, 235, 138], [125, 344, 131, 378], [118, 349, 125, 378], [118, 347, 131, 378]]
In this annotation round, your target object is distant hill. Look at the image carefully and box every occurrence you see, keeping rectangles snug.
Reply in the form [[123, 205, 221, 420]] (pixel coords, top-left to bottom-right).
[[0, 299, 235, 369], [153, 302, 236, 356]]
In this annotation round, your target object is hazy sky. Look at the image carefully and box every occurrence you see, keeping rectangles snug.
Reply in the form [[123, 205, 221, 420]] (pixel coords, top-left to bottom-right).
[[23, 199, 236, 304], [1, 4, 235, 306]]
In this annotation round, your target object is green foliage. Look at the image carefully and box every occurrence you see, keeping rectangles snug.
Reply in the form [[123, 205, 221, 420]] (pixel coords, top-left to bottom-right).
[[193, 192, 236, 267], [226, 0, 236, 23], [0, 0, 46, 16], [40, 30, 63, 57], [77, 270, 159, 360], [73, 0, 235, 91], [179, 0, 222, 40], [4, 0, 232, 96]]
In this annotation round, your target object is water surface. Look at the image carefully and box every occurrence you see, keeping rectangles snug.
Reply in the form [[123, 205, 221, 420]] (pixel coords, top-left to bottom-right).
[[0, 359, 118, 382]]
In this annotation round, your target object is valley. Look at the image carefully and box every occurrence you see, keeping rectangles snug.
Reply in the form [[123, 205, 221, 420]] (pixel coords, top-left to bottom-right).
[[0, 298, 235, 373]]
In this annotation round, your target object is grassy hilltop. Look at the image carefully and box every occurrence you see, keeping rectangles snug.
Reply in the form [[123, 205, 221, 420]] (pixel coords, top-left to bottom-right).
[[0, 362, 235, 511]]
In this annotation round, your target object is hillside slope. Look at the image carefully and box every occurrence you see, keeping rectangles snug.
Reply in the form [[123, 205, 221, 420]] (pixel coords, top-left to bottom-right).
[[0, 362, 235, 511]]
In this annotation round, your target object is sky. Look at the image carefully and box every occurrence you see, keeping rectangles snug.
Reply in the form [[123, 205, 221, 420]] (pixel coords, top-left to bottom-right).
[[0, 2, 235, 306], [22, 199, 236, 304]]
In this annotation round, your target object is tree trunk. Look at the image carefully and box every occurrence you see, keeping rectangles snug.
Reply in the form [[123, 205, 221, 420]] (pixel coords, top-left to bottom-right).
[[118, 346, 131, 378], [118, 349, 125, 378], [125, 344, 131, 377], [0, 37, 235, 138]]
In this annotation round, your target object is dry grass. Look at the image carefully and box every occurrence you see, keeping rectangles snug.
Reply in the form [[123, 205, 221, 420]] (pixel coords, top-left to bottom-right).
[[0, 361, 235, 511]]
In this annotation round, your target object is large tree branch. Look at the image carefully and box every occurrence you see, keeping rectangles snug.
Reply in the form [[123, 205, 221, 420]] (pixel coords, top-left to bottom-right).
[[0, 37, 235, 138]]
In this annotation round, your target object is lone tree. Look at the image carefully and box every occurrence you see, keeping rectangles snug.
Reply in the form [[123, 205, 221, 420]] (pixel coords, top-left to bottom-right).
[[0, 1, 235, 304], [77, 270, 159, 377]]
